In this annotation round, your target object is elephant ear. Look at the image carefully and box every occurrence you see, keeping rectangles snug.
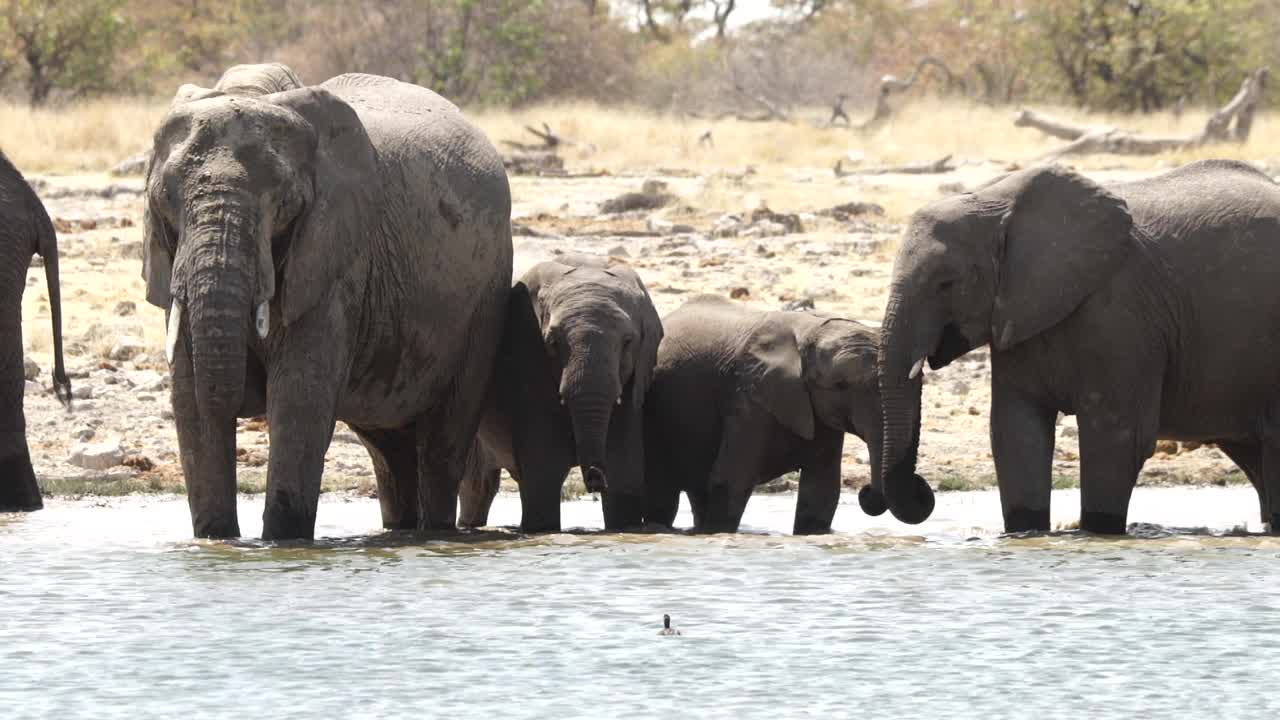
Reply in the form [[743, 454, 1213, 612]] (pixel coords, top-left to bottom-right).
[[141, 180, 174, 309], [986, 165, 1135, 351], [267, 87, 378, 327], [629, 276, 663, 408], [742, 317, 815, 440]]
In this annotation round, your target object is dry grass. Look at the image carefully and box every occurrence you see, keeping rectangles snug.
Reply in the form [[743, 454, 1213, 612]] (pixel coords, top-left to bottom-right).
[[4, 95, 1279, 177], [472, 98, 1280, 174], [0, 97, 169, 174]]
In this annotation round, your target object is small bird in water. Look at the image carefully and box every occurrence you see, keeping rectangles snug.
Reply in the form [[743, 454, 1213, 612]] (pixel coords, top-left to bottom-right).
[[658, 614, 681, 636]]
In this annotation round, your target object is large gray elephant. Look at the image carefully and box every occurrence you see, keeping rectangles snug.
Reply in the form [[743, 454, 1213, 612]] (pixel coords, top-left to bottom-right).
[[643, 295, 924, 534], [457, 254, 662, 531], [0, 152, 70, 511], [143, 68, 512, 539], [874, 159, 1280, 534]]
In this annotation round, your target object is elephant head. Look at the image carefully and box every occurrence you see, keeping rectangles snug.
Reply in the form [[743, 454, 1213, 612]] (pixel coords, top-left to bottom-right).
[[520, 257, 662, 497], [143, 86, 376, 417], [877, 165, 1134, 523], [743, 314, 922, 515]]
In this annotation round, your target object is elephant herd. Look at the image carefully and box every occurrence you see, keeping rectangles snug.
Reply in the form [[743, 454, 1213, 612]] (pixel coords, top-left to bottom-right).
[[4, 63, 1280, 540]]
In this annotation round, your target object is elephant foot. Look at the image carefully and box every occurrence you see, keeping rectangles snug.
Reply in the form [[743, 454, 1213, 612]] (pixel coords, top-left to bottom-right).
[[1267, 514, 1280, 535], [192, 515, 242, 539], [602, 492, 645, 530], [1080, 511, 1128, 536], [261, 493, 316, 541], [792, 520, 832, 535], [1002, 506, 1050, 533], [0, 449, 42, 512]]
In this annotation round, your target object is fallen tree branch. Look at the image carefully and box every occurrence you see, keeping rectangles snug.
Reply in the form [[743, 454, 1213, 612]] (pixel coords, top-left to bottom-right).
[[1016, 68, 1269, 158], [834, 154, 956, 177]]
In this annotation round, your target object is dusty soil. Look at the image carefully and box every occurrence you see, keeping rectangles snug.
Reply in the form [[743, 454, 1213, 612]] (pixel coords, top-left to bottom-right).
[[18, 163, 1246, 501]]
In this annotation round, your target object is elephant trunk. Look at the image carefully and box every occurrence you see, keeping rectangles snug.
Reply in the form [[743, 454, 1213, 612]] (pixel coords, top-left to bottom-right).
[[178, 197, 259, 417], [562, 354, 619, 494], [876, 292, 935, 524]]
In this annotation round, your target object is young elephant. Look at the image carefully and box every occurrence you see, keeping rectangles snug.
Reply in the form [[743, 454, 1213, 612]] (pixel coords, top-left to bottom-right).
[[643, 295, 925, 534], [458, 254, 662, 532], [0, 152, 71, 511]]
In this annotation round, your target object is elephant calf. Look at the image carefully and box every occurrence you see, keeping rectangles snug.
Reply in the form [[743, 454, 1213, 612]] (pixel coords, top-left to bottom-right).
[[459, 254, 662, 532], [642, 295, 924, 534], [0, 152, 70, 511]]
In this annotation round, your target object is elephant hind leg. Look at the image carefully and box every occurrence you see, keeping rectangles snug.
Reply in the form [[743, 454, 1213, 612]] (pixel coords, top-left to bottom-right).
[[458, 438, 501, 529], [0, 439, 41, 512], [352, 424, 419, 531], [1215, 440, 1265, 526]]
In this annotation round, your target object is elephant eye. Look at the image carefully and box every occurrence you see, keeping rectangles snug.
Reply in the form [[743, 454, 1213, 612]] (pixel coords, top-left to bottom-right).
[[938, 279, 956, 292]]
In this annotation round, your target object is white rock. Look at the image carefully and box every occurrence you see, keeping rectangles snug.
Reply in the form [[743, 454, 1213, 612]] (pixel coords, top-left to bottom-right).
[[74, 426, 95, 442], [68, 441, 125, 470], [109, 336, 147, 361], [124, 370, 166, 391], [72, 385, 93, 400]]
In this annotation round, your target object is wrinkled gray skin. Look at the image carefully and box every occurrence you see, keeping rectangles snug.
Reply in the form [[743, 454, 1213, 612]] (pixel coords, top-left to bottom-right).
[[144, 65, 512, 539], [0, 152, 71, 511], [458, 255, 662, 531], [878, 159, 1280, 534], [642, 295, 923, 534]]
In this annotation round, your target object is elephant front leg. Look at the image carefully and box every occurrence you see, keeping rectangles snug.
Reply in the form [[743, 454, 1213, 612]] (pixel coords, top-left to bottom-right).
[[171, 340, 239, 538], [991, 382, 1057, 533], [794, 431, 844, 535], [602, 402, 646, 530], [262, 364, 344, 541], [458, 437, 501, 529]]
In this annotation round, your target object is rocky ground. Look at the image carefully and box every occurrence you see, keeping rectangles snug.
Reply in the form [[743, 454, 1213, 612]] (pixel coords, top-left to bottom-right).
[[18, 162, 1247, 503]]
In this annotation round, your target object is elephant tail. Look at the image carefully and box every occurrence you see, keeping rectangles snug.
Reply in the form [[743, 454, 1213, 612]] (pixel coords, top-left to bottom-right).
[[34, 201, 71, 408]]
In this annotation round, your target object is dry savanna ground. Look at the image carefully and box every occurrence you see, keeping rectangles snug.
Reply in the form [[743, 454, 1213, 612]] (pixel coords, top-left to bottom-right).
[[5, 96, 1261, 503]]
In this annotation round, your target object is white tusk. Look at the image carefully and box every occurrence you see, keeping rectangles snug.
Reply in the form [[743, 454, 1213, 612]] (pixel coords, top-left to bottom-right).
[[908, 357, 925, 380], [166, 301, 183, 365], [255, 302, 270, 339], [560, 396, 566, 406], [617, 395, 623, 406]]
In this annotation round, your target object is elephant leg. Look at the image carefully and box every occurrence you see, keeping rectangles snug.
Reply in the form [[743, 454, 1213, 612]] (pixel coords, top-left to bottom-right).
[[602, 402, 646, 530], [703, 421, 766, 533], [1257, 438, 1280, 534], [643, 482, 681, 528], [0, 310, 38, 511], [991, 382, 1057, 533], [511, 464, 566, 532], [458, 438, 501, 529], [795, 466, 840, 535], [1216, 441, 1266, 525], [352, 424, 419, 530], [686, 487, 709, 528], [0, 432, 40, 512], [261, 354, 346, 541], [171, 337, 239, 538], [1076, 408, 1156, 536]]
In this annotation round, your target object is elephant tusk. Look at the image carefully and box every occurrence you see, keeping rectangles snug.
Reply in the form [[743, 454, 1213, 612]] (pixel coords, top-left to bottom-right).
[[559, 396, 566, 406], [166, 301, 183, 366], [616, 395, 623, 406], [908, 357, 926, 380], [255, 302, 270, 339]]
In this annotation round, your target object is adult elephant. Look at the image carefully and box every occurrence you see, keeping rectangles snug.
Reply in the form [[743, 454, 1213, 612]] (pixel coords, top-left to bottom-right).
[[874, 159, 1280, 534], [0, 152, 71, 511], [458, 254, 662, 532], [143, 71, 512, 539]]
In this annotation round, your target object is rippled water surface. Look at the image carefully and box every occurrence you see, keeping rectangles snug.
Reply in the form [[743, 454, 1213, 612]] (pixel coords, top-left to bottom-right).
[[3, 486, 1278, 718]]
